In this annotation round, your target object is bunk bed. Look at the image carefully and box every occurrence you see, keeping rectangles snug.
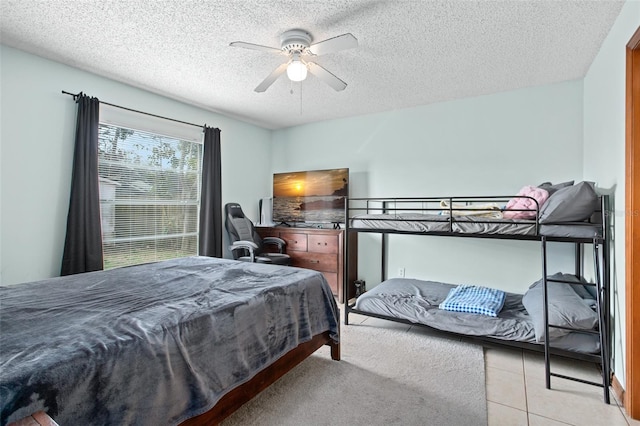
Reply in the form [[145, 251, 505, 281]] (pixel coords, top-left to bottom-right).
[[0, 256, 340, 426], [343, 181, 611, 403]]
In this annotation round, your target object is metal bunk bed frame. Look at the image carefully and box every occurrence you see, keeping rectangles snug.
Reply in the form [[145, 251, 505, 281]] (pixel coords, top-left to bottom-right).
[[343, 195, 611, 403]]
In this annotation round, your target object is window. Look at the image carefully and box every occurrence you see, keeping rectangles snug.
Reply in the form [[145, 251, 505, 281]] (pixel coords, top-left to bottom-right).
[[98, 123, 203, 269]]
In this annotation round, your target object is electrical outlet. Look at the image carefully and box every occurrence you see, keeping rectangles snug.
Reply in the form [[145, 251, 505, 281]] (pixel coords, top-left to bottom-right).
[[398, 267, 405, 278]]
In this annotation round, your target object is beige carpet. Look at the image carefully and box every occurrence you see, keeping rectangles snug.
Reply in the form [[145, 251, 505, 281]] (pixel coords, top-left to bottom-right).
[[221, 324, 487, 426]]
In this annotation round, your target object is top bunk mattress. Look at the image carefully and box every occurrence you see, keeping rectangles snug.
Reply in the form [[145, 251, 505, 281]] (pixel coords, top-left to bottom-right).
[[351, 213, 536, 235], [350, 214, 602, 239], [348, 182, 607, 240]]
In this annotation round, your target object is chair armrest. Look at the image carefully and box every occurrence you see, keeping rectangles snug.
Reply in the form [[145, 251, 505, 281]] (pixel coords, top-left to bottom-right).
[[231, 240, 259, 250], [230, 240, 259, 262], [263, 236, 287, 253]]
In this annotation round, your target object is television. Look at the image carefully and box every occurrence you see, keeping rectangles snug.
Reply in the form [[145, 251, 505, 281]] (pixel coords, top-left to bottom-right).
[[272, 168, 349, 225]]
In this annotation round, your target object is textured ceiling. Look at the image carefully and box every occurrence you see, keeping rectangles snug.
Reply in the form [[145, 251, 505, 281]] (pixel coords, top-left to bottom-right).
[[0, 0, 625, 130]]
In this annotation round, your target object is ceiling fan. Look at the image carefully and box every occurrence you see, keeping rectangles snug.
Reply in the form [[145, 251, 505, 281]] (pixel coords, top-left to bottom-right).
[[230, 29, 358, 93]]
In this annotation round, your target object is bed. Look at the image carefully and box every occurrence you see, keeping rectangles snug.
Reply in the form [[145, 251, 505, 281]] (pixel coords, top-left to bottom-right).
[[0, 256, 340, 426], [350, 213, 603, 239], [348, 181, 605, 240], [344, 181, 611, 402], [353, 276, 601, 356]]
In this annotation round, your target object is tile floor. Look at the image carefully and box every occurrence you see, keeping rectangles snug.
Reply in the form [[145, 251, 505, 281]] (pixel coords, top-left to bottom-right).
[[344, 310, 639, 426]]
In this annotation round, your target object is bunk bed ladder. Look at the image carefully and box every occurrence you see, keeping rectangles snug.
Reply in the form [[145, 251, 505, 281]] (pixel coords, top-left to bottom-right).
[[592, 240, 611, 404], [540, 237, 610, 404]]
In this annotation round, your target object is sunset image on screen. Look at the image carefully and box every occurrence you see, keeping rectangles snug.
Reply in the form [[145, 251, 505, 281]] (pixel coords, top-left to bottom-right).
[[273, 169, 347, 197], [272, 168, 349, 224]]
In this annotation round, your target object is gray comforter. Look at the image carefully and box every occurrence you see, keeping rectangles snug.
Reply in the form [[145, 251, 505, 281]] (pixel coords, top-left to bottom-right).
[[355, 278, 534, 341], [354, 278, 599, 353], [0, 256, 339, 425]]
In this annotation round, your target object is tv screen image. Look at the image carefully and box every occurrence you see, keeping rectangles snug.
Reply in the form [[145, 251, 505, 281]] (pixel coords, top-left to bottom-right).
[[272, 168, 349, 224]]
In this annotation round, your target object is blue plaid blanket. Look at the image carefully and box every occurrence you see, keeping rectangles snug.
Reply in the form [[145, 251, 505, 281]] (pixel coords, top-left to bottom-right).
[[439, 285, 506, 317]]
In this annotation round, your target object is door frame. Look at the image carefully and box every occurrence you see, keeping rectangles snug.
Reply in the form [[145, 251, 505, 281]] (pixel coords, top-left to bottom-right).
[[625, 25, 640, 419]]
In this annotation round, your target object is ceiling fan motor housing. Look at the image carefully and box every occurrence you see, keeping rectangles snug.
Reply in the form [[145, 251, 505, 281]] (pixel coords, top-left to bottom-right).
[[280, 29, 312, 53]]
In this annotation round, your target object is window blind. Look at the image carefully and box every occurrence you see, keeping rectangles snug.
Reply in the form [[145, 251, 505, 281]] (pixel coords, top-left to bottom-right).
[[98, 123, 203, 269]]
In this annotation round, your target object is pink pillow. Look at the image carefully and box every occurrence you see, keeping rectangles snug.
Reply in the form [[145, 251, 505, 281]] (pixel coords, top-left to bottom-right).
[[503, 186, 549, 219]]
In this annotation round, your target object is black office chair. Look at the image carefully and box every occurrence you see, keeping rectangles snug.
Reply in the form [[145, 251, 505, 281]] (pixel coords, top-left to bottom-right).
[[224, 203, 291, 265]]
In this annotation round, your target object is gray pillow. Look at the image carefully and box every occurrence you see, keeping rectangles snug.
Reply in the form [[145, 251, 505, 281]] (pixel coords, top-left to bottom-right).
[[522, 273, 598, 343], [538, 181, 598, 224], [539, 273, 597, 307], [569, 280, 596, 301], [538, 180, 574, 195]]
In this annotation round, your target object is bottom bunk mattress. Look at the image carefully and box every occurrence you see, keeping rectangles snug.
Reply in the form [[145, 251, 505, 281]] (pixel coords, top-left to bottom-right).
[[0, 256, 340, 426], [353, 277, 600, 354]]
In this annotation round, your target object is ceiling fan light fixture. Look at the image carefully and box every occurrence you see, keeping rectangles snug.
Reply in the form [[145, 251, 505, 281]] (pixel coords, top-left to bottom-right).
[[286, 55, 307, 82], [231, 29, 357, 92]]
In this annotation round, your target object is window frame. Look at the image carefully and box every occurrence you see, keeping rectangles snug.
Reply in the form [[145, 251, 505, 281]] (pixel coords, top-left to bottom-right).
[[97, 118, 204, 269]]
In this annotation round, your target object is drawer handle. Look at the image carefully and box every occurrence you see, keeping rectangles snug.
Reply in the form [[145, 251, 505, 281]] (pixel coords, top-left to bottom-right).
[[317, 242, 327, 246], [308, 260, 320, 264]]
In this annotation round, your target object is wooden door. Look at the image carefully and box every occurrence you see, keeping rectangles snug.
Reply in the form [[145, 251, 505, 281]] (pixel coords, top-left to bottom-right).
[[625, 25, 640, 420]]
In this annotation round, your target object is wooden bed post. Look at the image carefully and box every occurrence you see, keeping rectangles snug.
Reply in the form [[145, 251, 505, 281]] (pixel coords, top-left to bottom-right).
[[328, 318, 341, 360]]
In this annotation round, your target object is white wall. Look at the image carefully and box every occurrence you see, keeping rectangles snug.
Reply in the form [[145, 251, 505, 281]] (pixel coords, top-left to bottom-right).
[[0, 45, 272, 285], [272, 80, 585, 293], [583, 0, 639, 390]]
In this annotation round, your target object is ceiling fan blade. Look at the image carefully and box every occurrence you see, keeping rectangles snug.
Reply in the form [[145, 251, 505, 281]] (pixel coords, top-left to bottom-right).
[[307, 62, 347, 91], [254, 63, 288, 92], [229, 41, 282, 54], [308, 33, 358, 56]]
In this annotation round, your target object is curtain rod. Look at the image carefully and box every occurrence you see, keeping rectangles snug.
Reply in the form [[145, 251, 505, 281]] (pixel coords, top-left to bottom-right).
[[61, 90, 214, 131]]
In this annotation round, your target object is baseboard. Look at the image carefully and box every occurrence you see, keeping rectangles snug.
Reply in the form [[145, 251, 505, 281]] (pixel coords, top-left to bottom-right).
[[611, 373, 625, 407]]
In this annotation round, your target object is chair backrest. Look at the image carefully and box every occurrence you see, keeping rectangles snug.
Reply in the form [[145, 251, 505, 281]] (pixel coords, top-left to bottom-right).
[[225, 203, 263, 258]]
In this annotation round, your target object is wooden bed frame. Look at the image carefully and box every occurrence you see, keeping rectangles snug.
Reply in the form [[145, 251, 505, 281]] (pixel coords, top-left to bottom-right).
[[9, 331, 339, 426], [180, 330, 340, 425]]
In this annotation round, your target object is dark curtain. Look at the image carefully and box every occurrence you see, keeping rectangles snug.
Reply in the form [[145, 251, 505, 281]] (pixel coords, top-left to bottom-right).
[[199, 126, 222, 257], [60, 95, 103, 275]]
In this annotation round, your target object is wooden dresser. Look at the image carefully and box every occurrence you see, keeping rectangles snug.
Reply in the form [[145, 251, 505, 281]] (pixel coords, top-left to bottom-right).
[[256, 227, 357, 303]]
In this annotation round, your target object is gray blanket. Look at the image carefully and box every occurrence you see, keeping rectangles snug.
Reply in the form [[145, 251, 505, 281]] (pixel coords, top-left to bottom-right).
[[355, 278, 534, 341], [0, 256, 339, 425], [354, 278, 598, 353]]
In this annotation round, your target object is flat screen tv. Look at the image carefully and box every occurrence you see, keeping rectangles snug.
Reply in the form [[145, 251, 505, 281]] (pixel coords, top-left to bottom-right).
[[272, 168, 349, 225]]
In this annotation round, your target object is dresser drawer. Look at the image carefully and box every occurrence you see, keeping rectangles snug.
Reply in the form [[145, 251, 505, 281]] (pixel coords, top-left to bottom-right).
[[308, 234, 339, 254], [279, 232, 308, 251], [290, 252, 338, 273], [252, 226, 357, 303]]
